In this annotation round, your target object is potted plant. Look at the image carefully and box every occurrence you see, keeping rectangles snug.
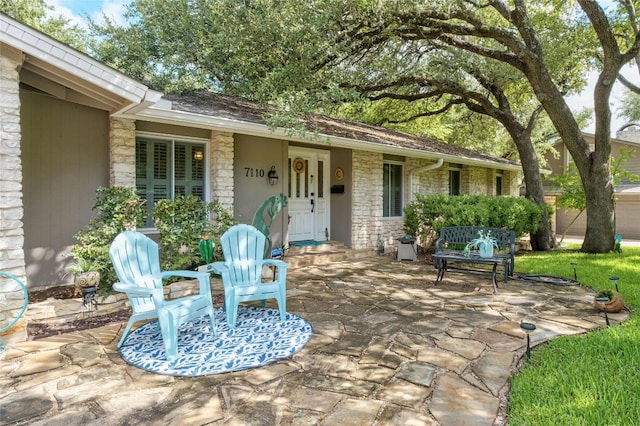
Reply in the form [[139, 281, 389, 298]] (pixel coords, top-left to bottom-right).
[[469, 230, 499, 258], [68, 256, 103, 291], [594, 288, 624, 313]]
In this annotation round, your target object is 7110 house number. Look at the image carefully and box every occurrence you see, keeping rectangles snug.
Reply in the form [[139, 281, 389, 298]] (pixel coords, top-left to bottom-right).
[[245, 167, 266, 178]]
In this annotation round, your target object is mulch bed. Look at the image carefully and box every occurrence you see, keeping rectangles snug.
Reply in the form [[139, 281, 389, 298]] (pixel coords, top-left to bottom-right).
[[26, 285, 225, 341], [27, 310, 131, 340], [27, 285, 131, 340]]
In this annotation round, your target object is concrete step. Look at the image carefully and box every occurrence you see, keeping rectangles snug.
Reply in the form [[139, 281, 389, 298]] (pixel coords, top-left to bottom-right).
[[285, 240, 347, 255], [275, 240, 378, 268], [284, 247, 378, 268]]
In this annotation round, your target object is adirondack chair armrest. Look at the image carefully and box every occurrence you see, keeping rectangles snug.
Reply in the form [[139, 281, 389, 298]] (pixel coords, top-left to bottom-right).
[[113, 282, 157, 296], [210, 262, 228, 275], [161, 270, 212, 296], [262, 259, 289, 270]]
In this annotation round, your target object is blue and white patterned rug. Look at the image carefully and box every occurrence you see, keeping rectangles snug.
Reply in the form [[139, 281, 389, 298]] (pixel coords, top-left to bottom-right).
[[119, 306, 313, 377]]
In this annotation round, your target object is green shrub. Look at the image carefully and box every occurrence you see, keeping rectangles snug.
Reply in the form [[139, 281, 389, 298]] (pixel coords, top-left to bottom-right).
[[403, 194, 543, 247], [153, 196, 235, 271], [69, 186, 146, 294]]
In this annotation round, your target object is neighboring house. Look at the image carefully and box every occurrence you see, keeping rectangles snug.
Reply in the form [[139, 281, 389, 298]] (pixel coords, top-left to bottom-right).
[[544, 128, 640, 240], [0, 13, 522, 294]]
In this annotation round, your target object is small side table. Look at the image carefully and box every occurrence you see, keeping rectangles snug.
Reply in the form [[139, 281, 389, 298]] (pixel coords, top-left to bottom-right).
[[396, 237, 417, 261]]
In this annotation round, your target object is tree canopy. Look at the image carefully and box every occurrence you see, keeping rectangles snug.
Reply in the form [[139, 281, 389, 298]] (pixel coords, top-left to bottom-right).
[[0, 0, 88, 50], [85, 1, 640, 252]]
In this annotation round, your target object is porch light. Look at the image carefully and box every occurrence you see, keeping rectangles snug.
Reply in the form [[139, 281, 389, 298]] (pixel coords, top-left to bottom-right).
[[268, 166, 278, 185], [193, 150, 204, 161]]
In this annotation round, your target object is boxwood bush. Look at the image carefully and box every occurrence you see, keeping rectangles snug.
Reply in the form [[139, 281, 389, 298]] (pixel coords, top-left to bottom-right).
[[153, 196, 235, 271], [69, 186, 146, 294], [403, 194, 543, 248]]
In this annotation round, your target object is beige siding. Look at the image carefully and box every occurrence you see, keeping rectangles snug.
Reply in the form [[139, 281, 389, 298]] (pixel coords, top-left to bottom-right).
[[613, 196, 640, 239], [21, 88, 109, 288], [555, 195, 640, 239]]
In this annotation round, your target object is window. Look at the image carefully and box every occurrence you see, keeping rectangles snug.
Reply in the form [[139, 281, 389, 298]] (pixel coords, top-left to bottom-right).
[[383, 162, 403, 217], [136, 136, 206, 227], [496, 174, 503, 196], [449, 169, 461, 195]]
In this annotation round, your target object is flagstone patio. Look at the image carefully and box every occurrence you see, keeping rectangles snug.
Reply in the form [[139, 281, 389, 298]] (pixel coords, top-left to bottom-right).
[[0, 257, 627, 425]]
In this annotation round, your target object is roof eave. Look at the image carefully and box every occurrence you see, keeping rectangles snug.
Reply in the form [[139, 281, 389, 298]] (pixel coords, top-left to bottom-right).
[[124, 106, 522, 172], [1, 14, 150, 105]]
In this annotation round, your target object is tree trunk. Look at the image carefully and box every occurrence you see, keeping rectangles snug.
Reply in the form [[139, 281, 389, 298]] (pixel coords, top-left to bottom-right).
[[520, 146, 555, 251], [581, 162, 616, 252], [502, 120, 556, 251]]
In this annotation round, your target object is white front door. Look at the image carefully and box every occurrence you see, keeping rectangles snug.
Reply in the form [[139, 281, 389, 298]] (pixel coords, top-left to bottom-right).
[[288, 148, 330, 242]]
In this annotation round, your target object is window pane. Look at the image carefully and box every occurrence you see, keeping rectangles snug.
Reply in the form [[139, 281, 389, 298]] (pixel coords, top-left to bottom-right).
[[383, 163, 391, 217], [154, 143, 168, 180], [136, 139, 171, 226], [449, 170, 460, 196], [136, 137, 206, 227], [318, 161, 324, 198], [174, 143, 205, 200], [174, 145, 186, 180], [304, 160, 309, 198], [383, 163, 403, 217], [288, 158, 292, 198]]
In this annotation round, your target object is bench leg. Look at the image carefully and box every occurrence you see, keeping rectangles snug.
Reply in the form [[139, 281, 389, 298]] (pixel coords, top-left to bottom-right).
[[491, 262, 498, 294], [435, 260, 446, 284]]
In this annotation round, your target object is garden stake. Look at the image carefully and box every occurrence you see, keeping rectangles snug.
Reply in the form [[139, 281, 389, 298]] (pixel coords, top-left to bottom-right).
[[610, 276, 620, 293], [520, 322, 536, 360], [571, 262, 578, 282], [595, 297, 610, 326]]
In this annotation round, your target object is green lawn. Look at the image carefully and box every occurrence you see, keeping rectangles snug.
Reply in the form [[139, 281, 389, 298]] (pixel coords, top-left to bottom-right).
[[507, 246, 640, 425]]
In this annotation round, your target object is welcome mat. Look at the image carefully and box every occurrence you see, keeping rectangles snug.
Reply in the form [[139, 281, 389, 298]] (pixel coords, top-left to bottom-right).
[[290, 240, 325, 247], [119, 306, 313, 377]]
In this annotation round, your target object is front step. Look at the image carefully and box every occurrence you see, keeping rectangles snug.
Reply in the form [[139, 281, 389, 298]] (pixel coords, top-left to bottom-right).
[[282, 241, 378, 268]]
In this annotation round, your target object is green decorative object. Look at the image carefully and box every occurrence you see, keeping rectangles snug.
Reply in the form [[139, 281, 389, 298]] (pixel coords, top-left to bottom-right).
[[470, 230, 499, 258], [199, 236, 214, 264], [252, 194, 288, 259]]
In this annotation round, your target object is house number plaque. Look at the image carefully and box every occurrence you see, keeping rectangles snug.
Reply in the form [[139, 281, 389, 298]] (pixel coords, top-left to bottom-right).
[[245, 167, 266, 178]]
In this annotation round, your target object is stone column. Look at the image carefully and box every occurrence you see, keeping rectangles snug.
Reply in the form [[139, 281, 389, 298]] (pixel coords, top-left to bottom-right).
[[210, 130, 234, 213], [351, 150, 383, 250], [109, 118, 136, 188], [0, 50, 28, 344]]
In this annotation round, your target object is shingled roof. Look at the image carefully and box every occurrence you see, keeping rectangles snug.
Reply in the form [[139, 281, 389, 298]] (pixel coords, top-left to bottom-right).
[[162, 92, 520, 169]]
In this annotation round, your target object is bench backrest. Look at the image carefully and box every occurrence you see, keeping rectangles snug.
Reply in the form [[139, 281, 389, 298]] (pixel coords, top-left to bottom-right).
[[436, 226, 515, 252]]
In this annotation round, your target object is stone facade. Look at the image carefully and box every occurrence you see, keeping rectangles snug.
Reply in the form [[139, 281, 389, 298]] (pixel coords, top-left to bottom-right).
[[0, 52, 28, 344], [349, 153, 520, 252], [464, 166, 482, 195], [352, 150, 382, 250], [109, 118, 136, 187], [210, 130, 234, 212], [406, 158, 448, 197]]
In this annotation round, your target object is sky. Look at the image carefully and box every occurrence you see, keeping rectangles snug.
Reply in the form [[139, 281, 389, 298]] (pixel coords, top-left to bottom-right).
[[47, 0, 636, 136]]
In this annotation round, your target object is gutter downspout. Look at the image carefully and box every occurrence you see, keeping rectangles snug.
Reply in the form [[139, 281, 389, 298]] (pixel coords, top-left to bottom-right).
[[409, 158, 444, 202]]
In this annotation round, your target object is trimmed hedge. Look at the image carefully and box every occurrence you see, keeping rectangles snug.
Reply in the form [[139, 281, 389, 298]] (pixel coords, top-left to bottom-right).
[[403, 194, 543, 247], [153, 196, 236, 271]]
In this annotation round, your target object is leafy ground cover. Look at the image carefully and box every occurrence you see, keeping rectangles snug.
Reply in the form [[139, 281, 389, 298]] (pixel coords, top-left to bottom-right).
[[507, 245, 640, 424]]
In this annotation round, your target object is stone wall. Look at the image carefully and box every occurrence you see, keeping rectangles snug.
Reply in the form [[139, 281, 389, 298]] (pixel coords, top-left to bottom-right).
[[351, 150, 383, 250], [350, 153, 521, 252], [406, 158, 448, 197], [210, 131, 234, 213], [0, 51, 28, 345], [467, 166, 488, 195], [109, 118, 136, 187]]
